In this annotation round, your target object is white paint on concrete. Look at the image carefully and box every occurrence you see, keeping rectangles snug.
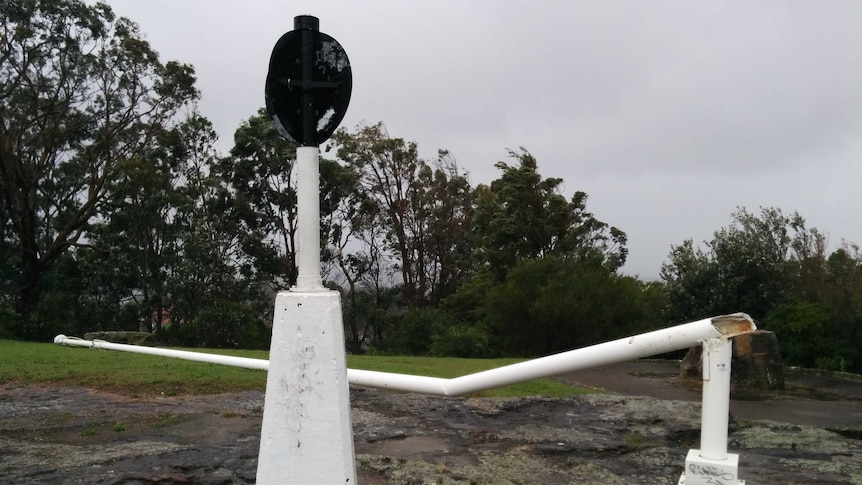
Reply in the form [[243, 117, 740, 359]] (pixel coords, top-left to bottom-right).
[[681, 449, 742, 485], [256, 290, 356, 484]]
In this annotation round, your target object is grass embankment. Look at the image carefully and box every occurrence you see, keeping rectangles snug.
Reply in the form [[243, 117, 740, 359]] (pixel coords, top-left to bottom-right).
[[0, 339, 589, 398]]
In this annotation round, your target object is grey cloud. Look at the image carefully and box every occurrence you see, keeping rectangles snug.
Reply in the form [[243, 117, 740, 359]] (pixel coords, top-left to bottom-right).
[[105, 0, 862, 277]]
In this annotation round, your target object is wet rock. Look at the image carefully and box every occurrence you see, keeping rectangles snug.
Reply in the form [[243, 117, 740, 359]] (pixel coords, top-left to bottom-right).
[[2, 379, 860, 484], [680, 346, 704, 380], [681, 330, 785, 391], [733, 330, 785, 390]]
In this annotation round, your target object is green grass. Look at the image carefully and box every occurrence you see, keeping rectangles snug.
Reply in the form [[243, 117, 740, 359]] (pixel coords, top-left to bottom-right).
[[0, 339, 267, 395], [153, 413, 178, 428], [0, 339, 590, 398], [81, 420, 100, 437]]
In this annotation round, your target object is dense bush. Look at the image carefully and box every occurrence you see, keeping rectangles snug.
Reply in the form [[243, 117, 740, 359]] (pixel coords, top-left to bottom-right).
[[0, 301, 20, 339], [429, 323, 494, 358], [159, 301, 270, 350]]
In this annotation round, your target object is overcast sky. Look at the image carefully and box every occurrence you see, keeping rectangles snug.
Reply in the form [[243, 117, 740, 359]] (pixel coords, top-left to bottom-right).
[[105, 0, 862, 279]]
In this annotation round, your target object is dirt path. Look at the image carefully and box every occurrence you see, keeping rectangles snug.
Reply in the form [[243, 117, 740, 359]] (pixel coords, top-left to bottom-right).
[[561, 361, 862, 430]]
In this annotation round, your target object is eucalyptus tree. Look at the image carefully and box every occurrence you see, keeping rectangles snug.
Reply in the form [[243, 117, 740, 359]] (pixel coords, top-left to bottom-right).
[[218, 108, 298, 288], [764, 242, 862, 372], [480, 256, 646, 356], [74, 113, 241, 334], [85, 128, 183, 332], [319, 157, 375, 351], [331, 123, 423, 307], [331, 123, 475, 308], [0, 0, 198, 322], [429, 149, 633, 356], [473, 148, 627, 279], [166, 114, 247, 328], [418, 150, 476, 303]]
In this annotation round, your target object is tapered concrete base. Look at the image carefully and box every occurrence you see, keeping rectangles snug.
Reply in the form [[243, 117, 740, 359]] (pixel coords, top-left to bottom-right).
[[256, 290, 356, 484]]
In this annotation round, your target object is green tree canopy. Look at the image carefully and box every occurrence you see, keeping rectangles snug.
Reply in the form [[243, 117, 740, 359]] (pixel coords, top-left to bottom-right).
[[473, 149, 627, 279], [660, 207, 862, 372], [0, 0, 198, 320], [660, 207, 824, 322], [218, 108, 298, 287], [764, 244, 862, 372], [478, 256, 646, 356]]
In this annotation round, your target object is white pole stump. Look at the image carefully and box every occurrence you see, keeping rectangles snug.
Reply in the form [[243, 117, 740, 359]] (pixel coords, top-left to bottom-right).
[[680, 337, 743, 485], [256, 290, 356, 484]]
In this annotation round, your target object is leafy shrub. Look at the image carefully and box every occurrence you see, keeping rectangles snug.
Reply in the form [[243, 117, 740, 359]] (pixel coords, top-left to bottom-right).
[[764, 301, 858, 372], [429, 323, 495, 358], [481, 257, 644, 357], [160, 301, 270, 349], [0, 300, 20, 339], [383, 307, 438, 355]]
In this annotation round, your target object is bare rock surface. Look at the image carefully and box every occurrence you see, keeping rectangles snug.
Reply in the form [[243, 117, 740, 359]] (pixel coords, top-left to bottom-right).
[[1, 362, 861, 484]]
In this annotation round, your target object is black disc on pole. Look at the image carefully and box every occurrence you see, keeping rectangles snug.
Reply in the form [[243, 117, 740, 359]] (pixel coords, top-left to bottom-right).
[[265, 15, 352, 146]]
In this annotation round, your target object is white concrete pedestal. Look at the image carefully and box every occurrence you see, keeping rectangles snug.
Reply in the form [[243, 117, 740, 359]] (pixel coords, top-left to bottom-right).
[[679, 450, 743, 484], [256, 290, 356, 484]]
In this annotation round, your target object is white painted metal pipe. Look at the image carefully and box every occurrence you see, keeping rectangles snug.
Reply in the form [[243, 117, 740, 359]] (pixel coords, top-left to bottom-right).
[[54, 313, 754, 397], [295, 145, 323, 290], [347, 369, 450, 394], [439, 313, 753, 396], [699, 337, 732, 461], [53, 335, 270, 370], [53, 334, 449, 393]]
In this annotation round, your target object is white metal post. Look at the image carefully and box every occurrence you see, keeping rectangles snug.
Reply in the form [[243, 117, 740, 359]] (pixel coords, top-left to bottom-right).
[[256, 144, 356, 483], [680, 337, 743, 485], [294, 146, 323, 290], [700, 337, 731, 460]]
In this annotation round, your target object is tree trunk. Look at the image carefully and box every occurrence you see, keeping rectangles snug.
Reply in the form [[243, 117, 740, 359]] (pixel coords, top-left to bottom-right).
[[17, 252, 43, 315], [2, 132, 42, 315], [338, 256, 361, 353]]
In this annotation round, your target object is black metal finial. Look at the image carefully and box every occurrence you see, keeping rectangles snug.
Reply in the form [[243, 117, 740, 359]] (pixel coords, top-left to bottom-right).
[[294, 15, 319, 31]]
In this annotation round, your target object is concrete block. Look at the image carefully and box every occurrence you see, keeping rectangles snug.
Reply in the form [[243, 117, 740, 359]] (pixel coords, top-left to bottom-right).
[[256, 290, 356, 484], [679, 449, 742, 485]]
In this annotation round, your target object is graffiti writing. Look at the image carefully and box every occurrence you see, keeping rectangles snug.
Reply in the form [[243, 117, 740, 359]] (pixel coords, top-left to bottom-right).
[[688, 463, 735, 485]]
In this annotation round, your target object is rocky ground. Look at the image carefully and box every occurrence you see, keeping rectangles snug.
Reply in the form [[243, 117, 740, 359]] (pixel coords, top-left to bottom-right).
[[1, 362, 860, 484]]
